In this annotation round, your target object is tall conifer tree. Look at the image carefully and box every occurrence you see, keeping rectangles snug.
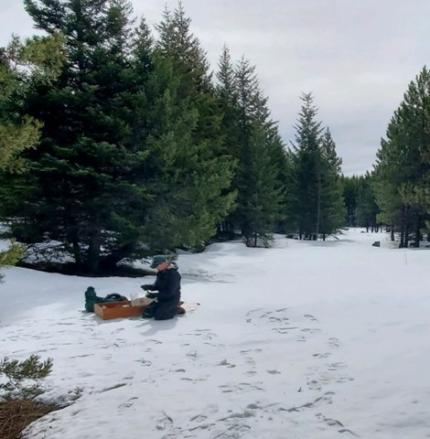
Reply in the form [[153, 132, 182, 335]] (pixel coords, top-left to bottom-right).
[[318, 128, 345, 238], [0, 33, 63, 276], [374, 66, 430, 247], [9, 0, 148, 273], [232, 58, 284, 246], [140, 4, 235, 251], [290, 94, 345, 239], [291, 93, 323, 239]]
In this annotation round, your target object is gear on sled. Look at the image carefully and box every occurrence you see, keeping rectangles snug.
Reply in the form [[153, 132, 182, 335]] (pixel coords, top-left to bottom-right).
[[84, 286, 127, 312]]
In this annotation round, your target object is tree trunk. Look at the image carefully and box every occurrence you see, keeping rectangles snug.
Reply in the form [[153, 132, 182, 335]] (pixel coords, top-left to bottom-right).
[[86, 234, 101, 274], [316, 174, 321, 240], [404, 205, 410, 248], [414, 217, 421, 248], [100, 242, 136, 271], [400, 205, 409, 248], [399, 206, 406, 248], [390, 226, 395, 242], [72, 239, 82, 268]]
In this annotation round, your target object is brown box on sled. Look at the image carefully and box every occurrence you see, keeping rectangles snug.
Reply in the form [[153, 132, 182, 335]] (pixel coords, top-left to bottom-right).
[[95, 299, 152, 320]]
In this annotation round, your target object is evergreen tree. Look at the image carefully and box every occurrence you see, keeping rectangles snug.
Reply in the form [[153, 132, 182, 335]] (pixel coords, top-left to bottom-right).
[[7, 0, 149, 273], [156, 3, 212, 93], [0, 36, 47, 172], [283, 149, 299, 234], [0, 34, 63, 278], [265, 127, 290, 233], [216, 46, 240, 158], [341, 175, 359, 226], [341, 174, 379, 231], [231, 58, 284, 246], [318, 128, 346, 239], [290, 93, 324, 239], [374, 66, 430, 247], [215, 46, 241, 237], [290, 94, 345, 239], [136, 4, 235, 251], [356, 173, 379, 232]]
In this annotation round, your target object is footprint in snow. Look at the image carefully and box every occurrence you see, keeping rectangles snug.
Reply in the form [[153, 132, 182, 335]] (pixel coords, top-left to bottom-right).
[[304, 313, 319, 322], [315, 413, 360, 437], [328, 337, 341, 348], [118, 396, 139, 409], [218, 359, 236, 368], [313, 352, 332, 359], [136, 358, 152, 366]]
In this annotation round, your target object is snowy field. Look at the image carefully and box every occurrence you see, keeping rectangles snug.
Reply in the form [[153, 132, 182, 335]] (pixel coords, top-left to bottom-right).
[[1, 228, 430, 439]]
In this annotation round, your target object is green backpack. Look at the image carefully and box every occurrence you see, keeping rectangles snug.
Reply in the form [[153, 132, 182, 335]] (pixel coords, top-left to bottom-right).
[[84, 287, 127, 312]]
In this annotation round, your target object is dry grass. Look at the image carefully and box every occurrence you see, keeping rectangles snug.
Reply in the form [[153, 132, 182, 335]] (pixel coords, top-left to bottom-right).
[[0, 399, 58, 439]]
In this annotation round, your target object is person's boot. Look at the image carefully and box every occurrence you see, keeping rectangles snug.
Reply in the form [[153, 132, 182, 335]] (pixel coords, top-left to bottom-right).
[[142, 302, 157, 318]]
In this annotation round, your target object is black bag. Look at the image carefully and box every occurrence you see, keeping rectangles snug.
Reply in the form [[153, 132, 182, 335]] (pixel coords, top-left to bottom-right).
[[85, 287, 127, 312], [104, 293, 127, 303]]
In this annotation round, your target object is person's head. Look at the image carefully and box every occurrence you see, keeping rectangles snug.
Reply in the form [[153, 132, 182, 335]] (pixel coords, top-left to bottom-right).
[[156, 261, 170, 272], [150, 255, 175, 271]]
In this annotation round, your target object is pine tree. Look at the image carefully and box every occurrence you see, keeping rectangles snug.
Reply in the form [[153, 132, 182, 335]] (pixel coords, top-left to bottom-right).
[[215, 46, 241, 237], [341, 174, 379, 231], [266, 127, 290, 233], [238, 122, 283, 246], [341, 175, 359, 226], [137, 4, 235, 251], [9, 0, 149, 273], [318, 128, 345, 239], [0, 37, 45, 172], [374, 66, 430, 247], [0, 34, 63, 278], [290, 95, 345, 239], [283, 149, 299, 234], [232, 58, 284, 246], [216, 46, 240, 157], [290, 93, 324, 239], [156, 3, 212, 94], [355, 173, 379, 232]]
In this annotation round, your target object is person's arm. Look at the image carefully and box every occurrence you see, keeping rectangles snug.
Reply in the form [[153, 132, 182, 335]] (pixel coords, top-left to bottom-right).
[[141, 283, 157, 291], [141, 272, 162, 292]]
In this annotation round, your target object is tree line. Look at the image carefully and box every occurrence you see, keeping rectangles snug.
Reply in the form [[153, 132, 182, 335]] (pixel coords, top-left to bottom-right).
[[342, 66, 430, 247], [0, 1, 428, 275], [0, 0, 346, 274], [373, 67, 430, 247]]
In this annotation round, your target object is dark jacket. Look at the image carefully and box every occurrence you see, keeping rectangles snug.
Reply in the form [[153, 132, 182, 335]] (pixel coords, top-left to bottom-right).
[[145, 267, 181, 303], [143, 267, 181, 320]]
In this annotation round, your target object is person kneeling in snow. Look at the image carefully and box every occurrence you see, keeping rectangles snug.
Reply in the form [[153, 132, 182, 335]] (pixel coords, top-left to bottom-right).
[[141, 256, 183, 320]]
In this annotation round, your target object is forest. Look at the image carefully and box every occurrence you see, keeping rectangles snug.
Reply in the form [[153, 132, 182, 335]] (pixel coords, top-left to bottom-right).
[[0, 0, 429, 275]]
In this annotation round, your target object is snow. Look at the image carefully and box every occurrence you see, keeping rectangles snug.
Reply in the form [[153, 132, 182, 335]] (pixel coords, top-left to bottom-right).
[[1, 229, 430, 438]]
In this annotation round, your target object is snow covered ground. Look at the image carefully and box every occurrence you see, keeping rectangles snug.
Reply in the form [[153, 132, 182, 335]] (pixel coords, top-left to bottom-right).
[[1, 228, 430, 439]]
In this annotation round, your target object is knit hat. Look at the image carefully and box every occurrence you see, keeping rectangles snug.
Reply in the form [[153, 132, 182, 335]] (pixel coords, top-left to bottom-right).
[[150, 255, 168, 269]]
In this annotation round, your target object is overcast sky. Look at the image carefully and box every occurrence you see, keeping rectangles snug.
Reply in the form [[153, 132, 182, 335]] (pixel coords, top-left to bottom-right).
[[2, 0, 430, 175]]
